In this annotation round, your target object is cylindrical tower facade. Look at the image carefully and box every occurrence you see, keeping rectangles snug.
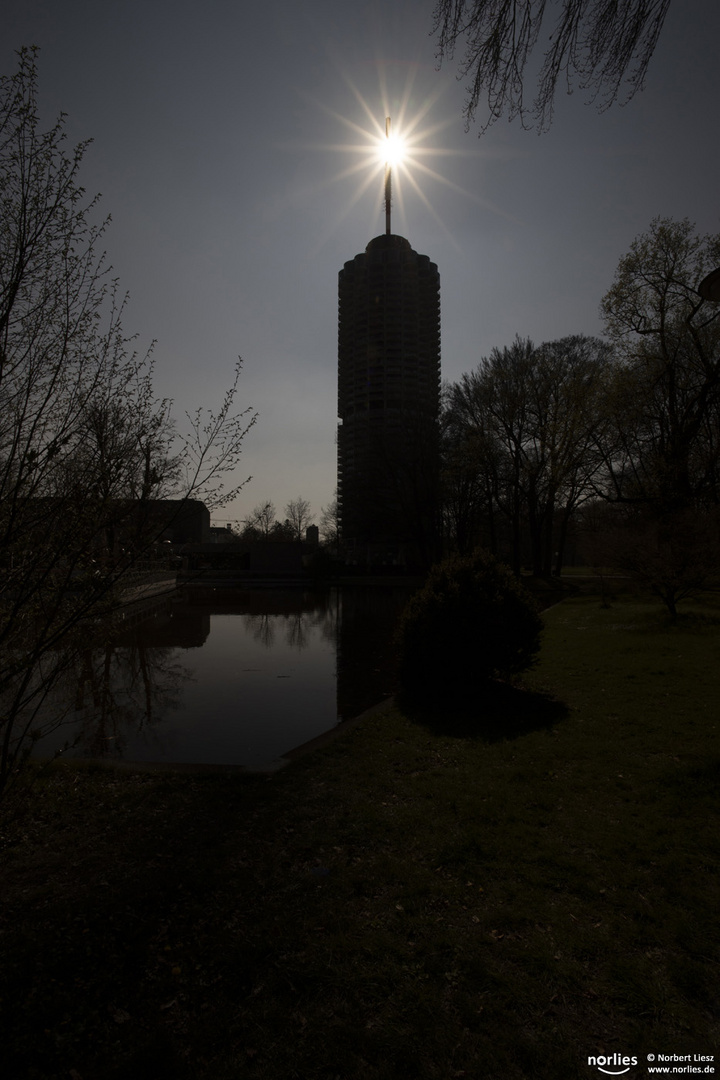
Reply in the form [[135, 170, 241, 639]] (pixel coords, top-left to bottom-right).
[[337, 233, 440, 566]]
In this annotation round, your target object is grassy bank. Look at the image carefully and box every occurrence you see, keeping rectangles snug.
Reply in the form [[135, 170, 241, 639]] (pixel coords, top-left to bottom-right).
[[1, 594, 718, 1079]]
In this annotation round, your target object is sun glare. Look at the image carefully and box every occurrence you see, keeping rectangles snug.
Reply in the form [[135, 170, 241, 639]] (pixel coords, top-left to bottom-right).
[[296, 62, 491, 247], [381, 129, 406, 169]]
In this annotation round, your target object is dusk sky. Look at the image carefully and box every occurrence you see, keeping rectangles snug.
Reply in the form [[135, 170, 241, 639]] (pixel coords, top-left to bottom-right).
[[4, 0, 719, 529]]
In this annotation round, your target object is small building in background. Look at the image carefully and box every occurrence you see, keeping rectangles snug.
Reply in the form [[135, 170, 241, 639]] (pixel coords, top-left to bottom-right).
[[147, 500, 210, 545], [209, 524, 238, 544]]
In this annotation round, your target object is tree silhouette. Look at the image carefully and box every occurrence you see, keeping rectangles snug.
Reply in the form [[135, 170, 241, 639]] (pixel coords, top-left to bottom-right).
[[284, 497, 314, 543], [433, 0, 671, 132], [0, 50, 256, 796]]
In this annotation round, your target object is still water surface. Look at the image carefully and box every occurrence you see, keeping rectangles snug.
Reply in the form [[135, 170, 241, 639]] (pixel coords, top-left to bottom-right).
[[34, 585, 410, 769]]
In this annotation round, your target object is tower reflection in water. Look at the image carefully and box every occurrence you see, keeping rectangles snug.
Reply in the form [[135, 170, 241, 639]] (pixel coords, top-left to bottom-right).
[[31, 585, 411, 768]]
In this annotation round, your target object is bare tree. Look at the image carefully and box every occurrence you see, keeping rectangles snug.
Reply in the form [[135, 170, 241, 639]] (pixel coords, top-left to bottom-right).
[[592, 217, 720, 615], [581, 501, 719, 620], [524, 335, 614, 574], [445, 340, 531, 571], [242, 500, 276, 540], [445, 335, 612, 575], [0, 50, 256, 797], [284, 497, 314, 543], [432, 0, 671, 132], [319, 493, 340, 552], [441, 380, 498, 556], [600, 217, 720, 511]]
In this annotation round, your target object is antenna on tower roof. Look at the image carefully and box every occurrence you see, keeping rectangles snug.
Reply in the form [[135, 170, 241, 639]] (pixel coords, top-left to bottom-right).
[[384, 116, 392, 236]]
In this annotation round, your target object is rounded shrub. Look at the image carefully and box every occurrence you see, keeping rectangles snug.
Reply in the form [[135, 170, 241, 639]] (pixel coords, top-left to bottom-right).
[[394, 547, 542, 701]]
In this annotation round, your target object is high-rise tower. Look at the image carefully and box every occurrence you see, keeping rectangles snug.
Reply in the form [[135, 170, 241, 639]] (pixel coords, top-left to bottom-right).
[[337, 229, 441, 566]]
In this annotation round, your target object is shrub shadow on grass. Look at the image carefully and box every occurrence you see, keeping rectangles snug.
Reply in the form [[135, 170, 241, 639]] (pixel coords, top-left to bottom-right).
[[396, 679, 569, 742], [674, 610, 720, 632]]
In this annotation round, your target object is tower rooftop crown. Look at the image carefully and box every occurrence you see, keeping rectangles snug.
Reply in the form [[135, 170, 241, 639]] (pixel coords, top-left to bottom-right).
[[365, 233, 412, 253]]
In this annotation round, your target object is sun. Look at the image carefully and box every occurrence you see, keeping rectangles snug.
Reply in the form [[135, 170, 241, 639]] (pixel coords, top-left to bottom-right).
[[380, 123, 406, 169], [317, 101, 463, 239], [292, 62, 491, 247]]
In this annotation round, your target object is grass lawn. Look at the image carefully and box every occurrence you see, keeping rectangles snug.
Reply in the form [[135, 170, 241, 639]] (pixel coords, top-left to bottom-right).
[[1, 593, 718, 1079]]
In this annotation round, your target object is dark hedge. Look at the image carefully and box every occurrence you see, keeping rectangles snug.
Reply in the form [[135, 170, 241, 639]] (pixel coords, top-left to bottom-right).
[[394, 548, 542, 701]]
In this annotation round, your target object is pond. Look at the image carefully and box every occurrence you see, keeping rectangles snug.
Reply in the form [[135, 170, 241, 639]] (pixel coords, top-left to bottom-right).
[[32, 584, 412, 770]]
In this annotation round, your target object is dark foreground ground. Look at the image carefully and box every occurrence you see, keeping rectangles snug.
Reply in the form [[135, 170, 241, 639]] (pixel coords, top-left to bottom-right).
[[1, 593, 718, 1079]]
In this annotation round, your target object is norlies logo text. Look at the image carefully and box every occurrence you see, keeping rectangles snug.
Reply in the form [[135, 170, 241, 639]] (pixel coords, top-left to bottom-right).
[[588, 1054, 638, 1075]]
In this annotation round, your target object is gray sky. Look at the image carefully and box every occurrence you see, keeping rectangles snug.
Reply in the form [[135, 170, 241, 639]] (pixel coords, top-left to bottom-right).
[[4, 0, 719, 528]]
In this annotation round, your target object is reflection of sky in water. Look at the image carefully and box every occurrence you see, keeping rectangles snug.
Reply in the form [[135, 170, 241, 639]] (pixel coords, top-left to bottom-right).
[[145, 614, 337, 766], [34, 608, 337, 769], [32, 586, 408, 769]]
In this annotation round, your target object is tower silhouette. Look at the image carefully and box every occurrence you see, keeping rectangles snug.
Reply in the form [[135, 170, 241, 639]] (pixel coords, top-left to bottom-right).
[[337, 230, 441, 567]]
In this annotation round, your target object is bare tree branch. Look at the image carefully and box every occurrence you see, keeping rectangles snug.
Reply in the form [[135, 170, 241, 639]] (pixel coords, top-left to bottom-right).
[[432, 0, 671, 132], [0, 50, 257, 797]]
